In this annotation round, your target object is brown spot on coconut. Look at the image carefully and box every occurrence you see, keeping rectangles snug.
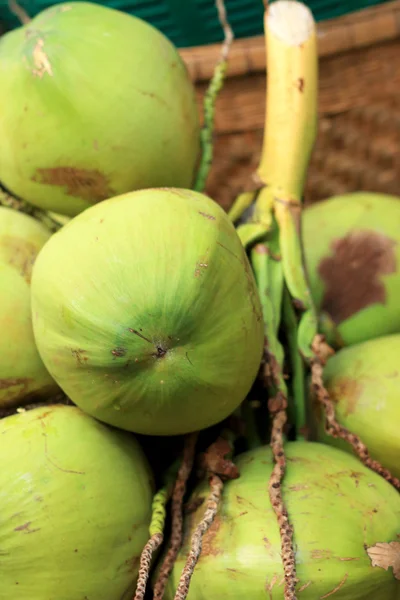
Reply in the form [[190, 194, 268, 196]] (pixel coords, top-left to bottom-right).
[[318, 230, 397, 325], [0, 2, 201, 217], [32, 167, 115, 204], [302, 192, 400, 347], [0, 235, 38, 284]]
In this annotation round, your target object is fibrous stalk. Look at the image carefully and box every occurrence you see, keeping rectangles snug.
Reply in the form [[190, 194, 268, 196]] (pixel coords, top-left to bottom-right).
[[311, 337, 400, 490], [0, 187, 62, 233], [173, 475, 223, 600], [193, 0, 234, 193], [8, 0, 31, 24], [134, 533, 163, 600], [251, 237, 298, 600], [133, 466, 179, 600], [153, 433, 198, 600]]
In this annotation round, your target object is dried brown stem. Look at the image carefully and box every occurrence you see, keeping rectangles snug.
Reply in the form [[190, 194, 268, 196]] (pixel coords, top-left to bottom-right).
[[173, 475, 223, 600], [153, 433, 198, 600], [268, 392, 298, 600], [215, 0, 234, 62], [0, 190, 32, 213], [0, 189, 61, 233], [8, 0, 31, 24], [134, 533, 163, 600], [265, 338, 298, 599], [199, 436, 239, 481], [311, 335, 400, 490]]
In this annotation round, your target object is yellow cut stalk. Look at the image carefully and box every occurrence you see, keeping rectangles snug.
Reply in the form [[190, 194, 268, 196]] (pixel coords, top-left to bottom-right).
[[257, 0, 318, 204]]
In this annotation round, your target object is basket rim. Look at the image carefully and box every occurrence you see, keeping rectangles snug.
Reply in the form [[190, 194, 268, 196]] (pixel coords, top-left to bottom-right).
[[179, 0, 400, 82]]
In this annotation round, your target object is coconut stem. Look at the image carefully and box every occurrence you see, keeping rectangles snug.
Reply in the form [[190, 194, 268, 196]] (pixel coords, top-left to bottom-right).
[[253, 1, 399, 493], [282, 286, 307, 439], [153, 433, 198, 600], [193, 0, 234, 193], [257, 1, 317, 205], [269, 397, 298, 600], [251, 240, 286, 393], [8, 0, 31, 24], [134, 533, 163, 600], [199, 434, 240, 480], [240, 7, 319, 597], [255, 0, 319, 362], [311, 337, 400, 491], [133, 469, 178, 600], [0, 188, 62, 233], [173, 475, 223, 600], [251, 239, 298, 597]]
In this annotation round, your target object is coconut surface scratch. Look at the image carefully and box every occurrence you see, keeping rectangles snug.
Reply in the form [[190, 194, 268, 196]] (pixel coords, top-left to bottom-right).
[[319, 573, 349, 598], [32, 39, 53, 78]]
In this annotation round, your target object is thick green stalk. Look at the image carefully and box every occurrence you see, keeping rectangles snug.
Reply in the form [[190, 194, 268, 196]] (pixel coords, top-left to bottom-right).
[[228, 190, 257, 224], [255, 0, 319, 362], [251, 235, 286, 398], [282, 286, 306, 439]]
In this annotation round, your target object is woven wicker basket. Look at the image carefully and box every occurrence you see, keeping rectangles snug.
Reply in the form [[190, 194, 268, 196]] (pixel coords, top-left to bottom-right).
[[179, 0, 400, 212]]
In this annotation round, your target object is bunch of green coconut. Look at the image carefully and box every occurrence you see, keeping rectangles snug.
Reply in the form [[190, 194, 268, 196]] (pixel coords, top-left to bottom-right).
[[0, 1, 399, 599]]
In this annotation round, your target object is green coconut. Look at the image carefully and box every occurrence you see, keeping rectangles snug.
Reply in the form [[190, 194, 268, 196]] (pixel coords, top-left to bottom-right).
[[0, 1, 200, 217], [302, 192, 400, 347], [0, 403, 153, 599], [0, 206, 58, 408], [162, 442, 400, 599], [308, 333, 400, 479], [30, 188, 264, 435]]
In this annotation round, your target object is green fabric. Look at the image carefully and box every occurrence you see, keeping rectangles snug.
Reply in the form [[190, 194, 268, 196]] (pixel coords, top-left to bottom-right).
[[0, 0, 391, 48]]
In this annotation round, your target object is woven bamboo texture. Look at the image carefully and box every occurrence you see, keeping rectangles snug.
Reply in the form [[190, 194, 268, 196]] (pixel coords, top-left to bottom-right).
[[180, 0, 400, 211]]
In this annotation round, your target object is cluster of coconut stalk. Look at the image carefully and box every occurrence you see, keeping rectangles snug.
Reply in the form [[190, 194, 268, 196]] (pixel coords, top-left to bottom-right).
[[0, 0, 399, 599]]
